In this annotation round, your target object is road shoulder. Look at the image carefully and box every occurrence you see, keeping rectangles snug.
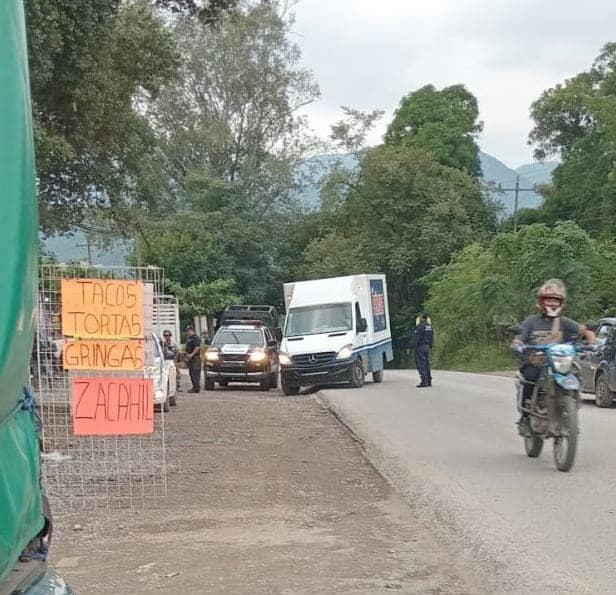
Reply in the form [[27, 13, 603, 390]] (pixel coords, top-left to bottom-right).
[[51, 389, 472, 593]]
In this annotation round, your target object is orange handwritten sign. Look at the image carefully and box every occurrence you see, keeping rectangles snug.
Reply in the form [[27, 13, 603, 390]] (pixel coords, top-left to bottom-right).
[[72, 378, 154, 436], [63, 340, 145, 371], [61, 279, 144, 339]]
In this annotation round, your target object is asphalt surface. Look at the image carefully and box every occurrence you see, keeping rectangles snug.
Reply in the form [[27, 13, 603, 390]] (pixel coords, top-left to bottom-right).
[[320, 370, 616, 593]]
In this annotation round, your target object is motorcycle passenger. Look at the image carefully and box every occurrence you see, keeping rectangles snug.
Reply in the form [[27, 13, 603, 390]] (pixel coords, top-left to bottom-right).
[[512, 279, 596, 437]]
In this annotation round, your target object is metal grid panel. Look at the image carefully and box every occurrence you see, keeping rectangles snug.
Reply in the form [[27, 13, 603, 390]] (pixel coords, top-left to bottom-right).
[[35, 264, 167, 510]]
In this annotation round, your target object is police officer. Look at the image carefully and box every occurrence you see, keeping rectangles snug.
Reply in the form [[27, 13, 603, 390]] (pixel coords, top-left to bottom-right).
[[162, 329, 181, 391], [411, 312, 434, 388], [184, 325, 201, 393]]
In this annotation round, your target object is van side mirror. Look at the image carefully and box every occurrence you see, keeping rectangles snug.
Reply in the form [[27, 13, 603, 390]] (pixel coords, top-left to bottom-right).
[[357, 318, 368, 333]]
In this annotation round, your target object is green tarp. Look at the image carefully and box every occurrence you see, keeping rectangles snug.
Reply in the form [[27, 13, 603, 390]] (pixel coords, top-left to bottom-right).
[[0, 0, 44, 582]]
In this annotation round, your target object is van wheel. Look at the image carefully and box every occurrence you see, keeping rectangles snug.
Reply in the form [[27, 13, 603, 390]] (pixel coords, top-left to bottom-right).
[[349, 358, 365, 388], [372, 369, 384, 383]]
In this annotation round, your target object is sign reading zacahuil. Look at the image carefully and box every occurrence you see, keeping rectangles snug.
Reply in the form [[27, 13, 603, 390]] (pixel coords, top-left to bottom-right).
[[72, 377, 154, 436], [61, 279, 144, 339]]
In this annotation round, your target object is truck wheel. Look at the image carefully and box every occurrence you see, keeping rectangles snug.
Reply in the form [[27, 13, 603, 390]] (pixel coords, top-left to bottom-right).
[[168, 381, 177, 406], [281, 376, 299, 396], [219, 380, 229, 387], [349, 358, 365, 388], [270, 372, 279, 389], [259, 376, 270, 392], [163, 395, 170, 413], [595, 373, 613, 408], [372, 369, 384, 383], [204, 378, 215, 391]]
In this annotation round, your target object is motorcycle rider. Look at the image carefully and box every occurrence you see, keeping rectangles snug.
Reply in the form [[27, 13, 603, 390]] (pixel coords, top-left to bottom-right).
[[512, 279, 596, 437]]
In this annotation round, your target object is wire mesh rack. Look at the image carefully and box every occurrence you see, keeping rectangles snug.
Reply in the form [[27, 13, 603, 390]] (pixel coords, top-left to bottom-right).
[[34, 264, 168, 510]]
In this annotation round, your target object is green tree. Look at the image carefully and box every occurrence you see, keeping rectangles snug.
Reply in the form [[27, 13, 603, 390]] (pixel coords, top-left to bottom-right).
[[25, 0, 179, 233], [385, 84, 483, 177], [529, 43, 616, 236], [302, 145, 498, 340], [426, 222, 616, 369], [137, 2, 320, 313], [148, 4, 320, 210], [154, 0, 239, 23]]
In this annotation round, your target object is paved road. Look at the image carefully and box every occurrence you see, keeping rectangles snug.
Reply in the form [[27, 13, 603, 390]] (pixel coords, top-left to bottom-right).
[[320, 370, 616, 593]]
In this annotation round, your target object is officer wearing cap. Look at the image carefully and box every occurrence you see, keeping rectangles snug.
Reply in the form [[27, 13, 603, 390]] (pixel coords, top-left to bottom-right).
[[184, 325, 201, 393], [411, 311, 434, 388]]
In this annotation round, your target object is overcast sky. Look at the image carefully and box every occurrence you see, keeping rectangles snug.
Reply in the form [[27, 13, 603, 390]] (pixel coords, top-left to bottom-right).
[[292, 0, 616, 168]]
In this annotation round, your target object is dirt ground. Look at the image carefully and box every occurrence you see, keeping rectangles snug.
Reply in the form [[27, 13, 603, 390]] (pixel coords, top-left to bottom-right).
[[51, 384, 471, 594]]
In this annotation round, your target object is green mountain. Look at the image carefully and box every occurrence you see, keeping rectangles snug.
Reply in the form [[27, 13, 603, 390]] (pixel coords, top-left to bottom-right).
[[515, 161, 558, 186]]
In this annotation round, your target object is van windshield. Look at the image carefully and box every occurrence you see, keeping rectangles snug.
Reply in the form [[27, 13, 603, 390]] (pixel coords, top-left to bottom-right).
[[285, 303, 352, 337]]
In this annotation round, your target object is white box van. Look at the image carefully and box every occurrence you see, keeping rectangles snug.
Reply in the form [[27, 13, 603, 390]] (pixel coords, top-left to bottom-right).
[[279, 274, 393, 395]]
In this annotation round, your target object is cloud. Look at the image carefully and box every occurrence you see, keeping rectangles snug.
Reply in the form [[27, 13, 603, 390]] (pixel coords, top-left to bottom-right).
[[292, 0, 616, 166]]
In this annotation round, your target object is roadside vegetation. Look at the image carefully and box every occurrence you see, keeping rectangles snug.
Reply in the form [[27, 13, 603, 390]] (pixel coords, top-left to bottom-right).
[[30, 1, 616, 370]]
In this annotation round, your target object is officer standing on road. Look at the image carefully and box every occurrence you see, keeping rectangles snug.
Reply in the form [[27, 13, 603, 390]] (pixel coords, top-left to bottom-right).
[[411, 312, 434, 388], [184, 325, 201, 394]]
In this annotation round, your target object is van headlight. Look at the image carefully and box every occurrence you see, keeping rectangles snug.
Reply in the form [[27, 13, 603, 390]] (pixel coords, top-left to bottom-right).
[[552, 355, 574, 374], [336, 344, 353, 360], [279, 352, 292, 366]]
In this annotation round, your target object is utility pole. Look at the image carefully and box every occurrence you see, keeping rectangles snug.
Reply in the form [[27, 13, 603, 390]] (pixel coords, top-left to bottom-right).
[[497, 175, 536, 232], [76, 237, 93, 266]]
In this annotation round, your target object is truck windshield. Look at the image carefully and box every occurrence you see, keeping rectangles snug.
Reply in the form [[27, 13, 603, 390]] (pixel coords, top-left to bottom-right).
[[214, 329, 264, 346], [285, 303, 352, 337]]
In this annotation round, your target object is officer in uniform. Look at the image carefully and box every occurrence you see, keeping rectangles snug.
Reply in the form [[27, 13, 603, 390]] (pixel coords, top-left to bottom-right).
[[411, 312, 434, 388], [184, 325, 201, 393]]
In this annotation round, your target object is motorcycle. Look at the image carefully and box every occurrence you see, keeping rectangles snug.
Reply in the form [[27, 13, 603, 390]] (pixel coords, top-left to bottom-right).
[[516, 343, 584, 472]]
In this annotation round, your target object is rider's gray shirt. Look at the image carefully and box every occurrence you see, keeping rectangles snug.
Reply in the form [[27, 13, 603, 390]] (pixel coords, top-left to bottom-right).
[[518, 315, 581, 345]]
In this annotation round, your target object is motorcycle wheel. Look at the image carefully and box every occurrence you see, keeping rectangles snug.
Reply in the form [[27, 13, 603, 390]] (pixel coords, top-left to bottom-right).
[[553, 392, 578, 472], [524, 436, 543, 457]]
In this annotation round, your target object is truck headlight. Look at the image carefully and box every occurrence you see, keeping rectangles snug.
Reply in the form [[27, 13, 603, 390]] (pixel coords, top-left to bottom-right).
[[552, 355, 573, 374], [205, 349, 220, 362], [249, 350, 268, 363], [336, 345, 353, 360], [279, 352, 292, 366]]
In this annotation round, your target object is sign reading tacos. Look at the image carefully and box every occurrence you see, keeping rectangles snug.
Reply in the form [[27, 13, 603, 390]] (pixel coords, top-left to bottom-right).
[[61, 279, 144, 339]]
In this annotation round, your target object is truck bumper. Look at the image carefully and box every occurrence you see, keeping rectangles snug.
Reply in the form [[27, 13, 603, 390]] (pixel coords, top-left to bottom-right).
[[281, 360, 353, 387], [205, 368, 269, 383]]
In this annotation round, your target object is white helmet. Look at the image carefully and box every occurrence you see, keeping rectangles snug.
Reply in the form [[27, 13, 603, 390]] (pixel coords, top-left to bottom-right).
[[537, 279, 567, 318]]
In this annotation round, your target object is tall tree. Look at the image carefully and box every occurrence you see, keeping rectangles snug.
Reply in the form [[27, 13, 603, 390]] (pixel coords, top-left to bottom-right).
[[148, 3, 319, 212], [301, 145, 498, 337], [138, 2, 319, 307], [529, 43, 616, 237], [25, 0, 179, 233], [154, 0, 239, 23], [385, 84, 483, 177]]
